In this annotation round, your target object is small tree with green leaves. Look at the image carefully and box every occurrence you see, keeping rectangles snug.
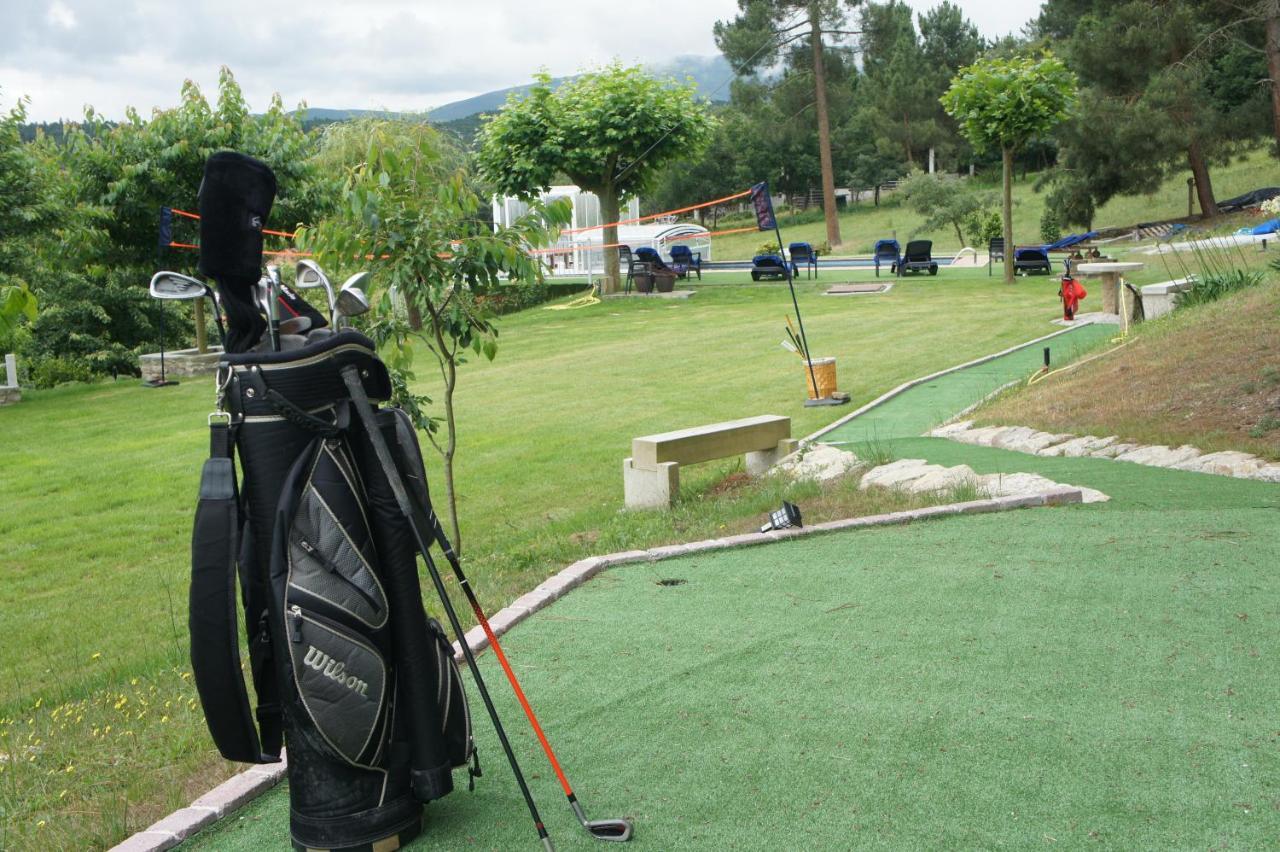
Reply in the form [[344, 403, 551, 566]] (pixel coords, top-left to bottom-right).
[[475, 64, 713, 290], [898, 171, 996, 247], [298, 120, 570, 551], [942, 54, 1077, 282]]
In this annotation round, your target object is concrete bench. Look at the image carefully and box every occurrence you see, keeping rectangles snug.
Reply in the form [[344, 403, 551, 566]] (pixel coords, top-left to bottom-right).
[[623, 415, 798, 509], [1140, 278, 1195, 319]]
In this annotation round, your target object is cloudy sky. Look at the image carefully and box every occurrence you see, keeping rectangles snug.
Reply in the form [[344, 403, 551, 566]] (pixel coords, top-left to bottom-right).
[[3, 0, 1043, 122]]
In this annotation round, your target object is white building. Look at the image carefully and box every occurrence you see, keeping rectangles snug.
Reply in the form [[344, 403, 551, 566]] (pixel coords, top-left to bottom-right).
[[493, 185, 711, 276]]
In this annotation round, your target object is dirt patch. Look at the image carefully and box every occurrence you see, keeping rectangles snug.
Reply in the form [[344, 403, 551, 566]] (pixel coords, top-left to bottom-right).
[[976, 282, 1280, 460]]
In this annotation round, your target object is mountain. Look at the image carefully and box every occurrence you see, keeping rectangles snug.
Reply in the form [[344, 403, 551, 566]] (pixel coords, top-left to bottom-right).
[[297, 54, 734, 126]]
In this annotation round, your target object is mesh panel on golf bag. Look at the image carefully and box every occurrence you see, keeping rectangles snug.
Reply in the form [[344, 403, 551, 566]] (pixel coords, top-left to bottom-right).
[[192, 332, 476, 852]]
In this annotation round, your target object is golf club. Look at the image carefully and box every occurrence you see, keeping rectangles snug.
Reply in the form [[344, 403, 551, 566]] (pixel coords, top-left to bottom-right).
[[339, 366, 555, 852], [149, 271, 227, 348], [335, 271, 371, 328], [341, 367, 633, 845], [264, 266, 284, 351], [295, 259, 337, 325]]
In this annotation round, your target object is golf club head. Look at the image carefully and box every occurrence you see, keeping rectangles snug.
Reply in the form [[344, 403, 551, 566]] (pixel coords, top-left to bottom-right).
[[570, 801, 633, 842], [150, 271, 209, 300], [294, 259, 330, 290], [336, 272, 371, 319]]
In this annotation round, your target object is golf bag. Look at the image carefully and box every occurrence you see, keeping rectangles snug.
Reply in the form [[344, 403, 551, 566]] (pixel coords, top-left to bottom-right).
[[189, 151, 477, 851]]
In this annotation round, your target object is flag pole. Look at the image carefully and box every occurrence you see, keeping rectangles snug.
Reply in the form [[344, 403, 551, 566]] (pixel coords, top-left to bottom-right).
[[752, 182, 822, 403]]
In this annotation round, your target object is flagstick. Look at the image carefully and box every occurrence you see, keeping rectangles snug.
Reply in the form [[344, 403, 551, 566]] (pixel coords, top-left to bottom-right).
[[773, 222, 822, 403]]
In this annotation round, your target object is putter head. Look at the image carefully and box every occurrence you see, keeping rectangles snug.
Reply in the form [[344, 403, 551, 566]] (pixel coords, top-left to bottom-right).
[[336, 271, 371, 318], [150, 271, 209, 300]]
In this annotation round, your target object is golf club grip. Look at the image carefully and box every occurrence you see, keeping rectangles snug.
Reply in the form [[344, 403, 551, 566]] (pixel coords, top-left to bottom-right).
[[339, 367, 552, 847]]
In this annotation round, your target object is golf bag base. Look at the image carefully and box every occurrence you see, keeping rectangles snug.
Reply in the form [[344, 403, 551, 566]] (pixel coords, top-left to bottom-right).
[[190, 331, 477, 851]]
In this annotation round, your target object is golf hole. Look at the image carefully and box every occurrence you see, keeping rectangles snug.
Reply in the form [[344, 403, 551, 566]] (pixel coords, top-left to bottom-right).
[[657, 578, 687, 587]]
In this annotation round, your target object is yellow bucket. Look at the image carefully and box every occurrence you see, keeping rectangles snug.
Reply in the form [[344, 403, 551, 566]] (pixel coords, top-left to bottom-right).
[[803, 357, 838, 400]]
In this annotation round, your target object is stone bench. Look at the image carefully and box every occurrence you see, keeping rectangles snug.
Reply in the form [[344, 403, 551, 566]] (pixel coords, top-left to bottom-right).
[[1140, 278, 1195, 319], [623, 415, 798, 509]]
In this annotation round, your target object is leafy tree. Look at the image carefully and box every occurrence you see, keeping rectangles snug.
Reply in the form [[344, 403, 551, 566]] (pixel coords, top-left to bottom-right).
[[942, 54, 1078, 282], [0, 93, 48, 351], [898, 171, 996, 246], [299, 120, 571, 551], [475, 65, 713, 290], [716, 0, 862, 246]]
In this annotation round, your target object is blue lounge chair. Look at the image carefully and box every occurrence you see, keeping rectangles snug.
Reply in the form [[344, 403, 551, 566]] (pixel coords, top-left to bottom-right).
[[788, 242, 819, 279], [669, 244, 702, 279], [898, 240, 938, 276], [1042, 231, 1098, 252], [874, 239, 900, 278], [634, 246, 666, 270], [1013, 247, 1052, 275], [988, 237, 1005, 276], [751, 254, 789, 281]]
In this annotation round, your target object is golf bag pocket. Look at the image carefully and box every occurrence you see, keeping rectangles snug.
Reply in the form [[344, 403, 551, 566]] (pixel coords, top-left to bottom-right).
[[425, 617, 477, 776], [286, 606, 389, 767], [287, 441, 388, 629]]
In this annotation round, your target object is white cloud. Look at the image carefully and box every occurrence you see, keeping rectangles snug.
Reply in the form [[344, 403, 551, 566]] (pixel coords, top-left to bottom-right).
[[2, 0, 1043, 122]]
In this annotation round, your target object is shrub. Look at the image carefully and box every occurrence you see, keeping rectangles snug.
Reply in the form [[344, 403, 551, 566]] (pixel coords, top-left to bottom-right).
[[473, 282, 590, 315], [1177, 269, 1264, 309], [1040, 209, 1063, 243], [30, 355, 95, 387]]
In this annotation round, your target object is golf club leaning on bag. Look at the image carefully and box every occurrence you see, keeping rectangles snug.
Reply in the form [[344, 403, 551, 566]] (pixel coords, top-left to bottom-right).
[[149, 271, 227, 348], [340, 366, 635, 845]]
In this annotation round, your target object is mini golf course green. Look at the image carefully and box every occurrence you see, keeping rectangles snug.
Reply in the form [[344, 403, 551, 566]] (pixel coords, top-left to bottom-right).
[[183, 325, 1280, 850]]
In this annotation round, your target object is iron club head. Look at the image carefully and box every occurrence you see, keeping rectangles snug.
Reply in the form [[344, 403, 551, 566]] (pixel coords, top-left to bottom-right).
[[570, 801, 633, 842], [295, 259, 336, 323], [336, 272, 371, 323]]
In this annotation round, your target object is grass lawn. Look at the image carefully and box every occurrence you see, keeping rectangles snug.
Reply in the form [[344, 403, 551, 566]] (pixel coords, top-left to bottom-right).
[[1, 268, 1077, 848], [705, 146, 1278, 259]]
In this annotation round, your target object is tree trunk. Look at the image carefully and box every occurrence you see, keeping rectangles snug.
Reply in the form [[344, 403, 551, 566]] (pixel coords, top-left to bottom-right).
[[810, 6, 842, 248], [1267, 8, 1280, 155], [431, 314, 463, 553], [194, 299, 208, 353], [1187, 139, 1217, 219], [600, 187, 621, 293], [1002, 147, 1014, 284], [874, 185, 881, 207]]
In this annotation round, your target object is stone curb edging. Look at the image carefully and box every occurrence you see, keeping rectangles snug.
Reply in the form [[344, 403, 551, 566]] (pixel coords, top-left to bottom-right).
[[108, 757, 288, 851], [930, 421, 1280, 483], [800, 322, 1106, 447], [115, 487, 1081, 852]]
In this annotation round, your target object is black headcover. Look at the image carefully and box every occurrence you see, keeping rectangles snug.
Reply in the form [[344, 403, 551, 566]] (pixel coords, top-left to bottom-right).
[[197, 151, 276, 281]]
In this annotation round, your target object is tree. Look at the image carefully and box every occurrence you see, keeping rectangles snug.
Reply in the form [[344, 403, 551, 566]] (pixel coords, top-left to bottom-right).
[[299, 120, 571, 552], [898, 171, 996, 246], [716, 0, 862, 246], [942, 54, 1078, 282], [475, 65, 713, 291], [0, 93, 48, 350]]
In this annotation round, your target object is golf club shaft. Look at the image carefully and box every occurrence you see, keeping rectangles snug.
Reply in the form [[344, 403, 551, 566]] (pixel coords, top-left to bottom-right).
[[426, 524, 631, 840], [339, 367, 553, 851]]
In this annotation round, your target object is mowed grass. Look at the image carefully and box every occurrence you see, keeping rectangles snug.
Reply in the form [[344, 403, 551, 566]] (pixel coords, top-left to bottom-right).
[[0, 270, 1065, 847], [708, 146, 1278, 258]]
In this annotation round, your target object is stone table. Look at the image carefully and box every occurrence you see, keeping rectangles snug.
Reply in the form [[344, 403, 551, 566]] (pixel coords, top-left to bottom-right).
[[1075, 261, 1145, 318]]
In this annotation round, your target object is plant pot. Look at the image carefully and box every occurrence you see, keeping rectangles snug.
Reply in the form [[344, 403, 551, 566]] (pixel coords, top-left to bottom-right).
[[634, 273, 654, 294], [655, 271, 676, 293]]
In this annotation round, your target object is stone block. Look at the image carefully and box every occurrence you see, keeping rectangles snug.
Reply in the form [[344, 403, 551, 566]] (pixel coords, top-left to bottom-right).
[[623, 458, 679, 509], [859, 459, 937, 490], [746, 438, 801, 476]]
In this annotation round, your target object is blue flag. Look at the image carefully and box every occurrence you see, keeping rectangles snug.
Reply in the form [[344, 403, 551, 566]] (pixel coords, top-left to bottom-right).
[[157, 206, 173, 252], [750, 182, 776, 231]]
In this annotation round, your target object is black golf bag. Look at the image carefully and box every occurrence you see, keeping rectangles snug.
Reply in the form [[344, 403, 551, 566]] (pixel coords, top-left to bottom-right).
[[188, 152, 478, 851]]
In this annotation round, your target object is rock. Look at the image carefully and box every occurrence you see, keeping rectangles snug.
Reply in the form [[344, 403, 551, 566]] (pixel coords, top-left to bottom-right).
[[910, 464, 978, 493], [1051, 435, 1115, 457], [964, 426, 1016, 447], [858, 459, 939, 490], [1114, 444, 1202, 467], [979, 471, 1110, 503], [989, 426, 1038, 450], [775, 444, 862, 482], [1171, 451, 1264, 476], [928, 420, 974, 438], [1093, 442, 1138, 458], [1249, 464, 1280, 483]]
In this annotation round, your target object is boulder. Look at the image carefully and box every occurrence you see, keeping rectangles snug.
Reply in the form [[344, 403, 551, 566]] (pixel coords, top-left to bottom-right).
[[858, 459, 939, 490], [910, 464, 979, 493], [775, 444, 862, 482]]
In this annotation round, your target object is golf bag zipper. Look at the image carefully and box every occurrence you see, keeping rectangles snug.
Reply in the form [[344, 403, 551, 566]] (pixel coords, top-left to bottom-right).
[[297, 538, 382, 614]]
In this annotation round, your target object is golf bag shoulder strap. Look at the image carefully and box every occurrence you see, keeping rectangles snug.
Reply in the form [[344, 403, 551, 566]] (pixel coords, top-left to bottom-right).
[[189, 420, 281, 763]]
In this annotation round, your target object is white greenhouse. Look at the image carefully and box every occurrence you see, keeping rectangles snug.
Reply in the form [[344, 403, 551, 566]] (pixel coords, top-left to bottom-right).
[[493, 185, 711, 276]]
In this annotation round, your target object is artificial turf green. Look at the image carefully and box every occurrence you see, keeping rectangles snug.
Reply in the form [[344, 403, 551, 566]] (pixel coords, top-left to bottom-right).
[[186, 456, 1280, 850], [185, 338, 1280, 849]]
